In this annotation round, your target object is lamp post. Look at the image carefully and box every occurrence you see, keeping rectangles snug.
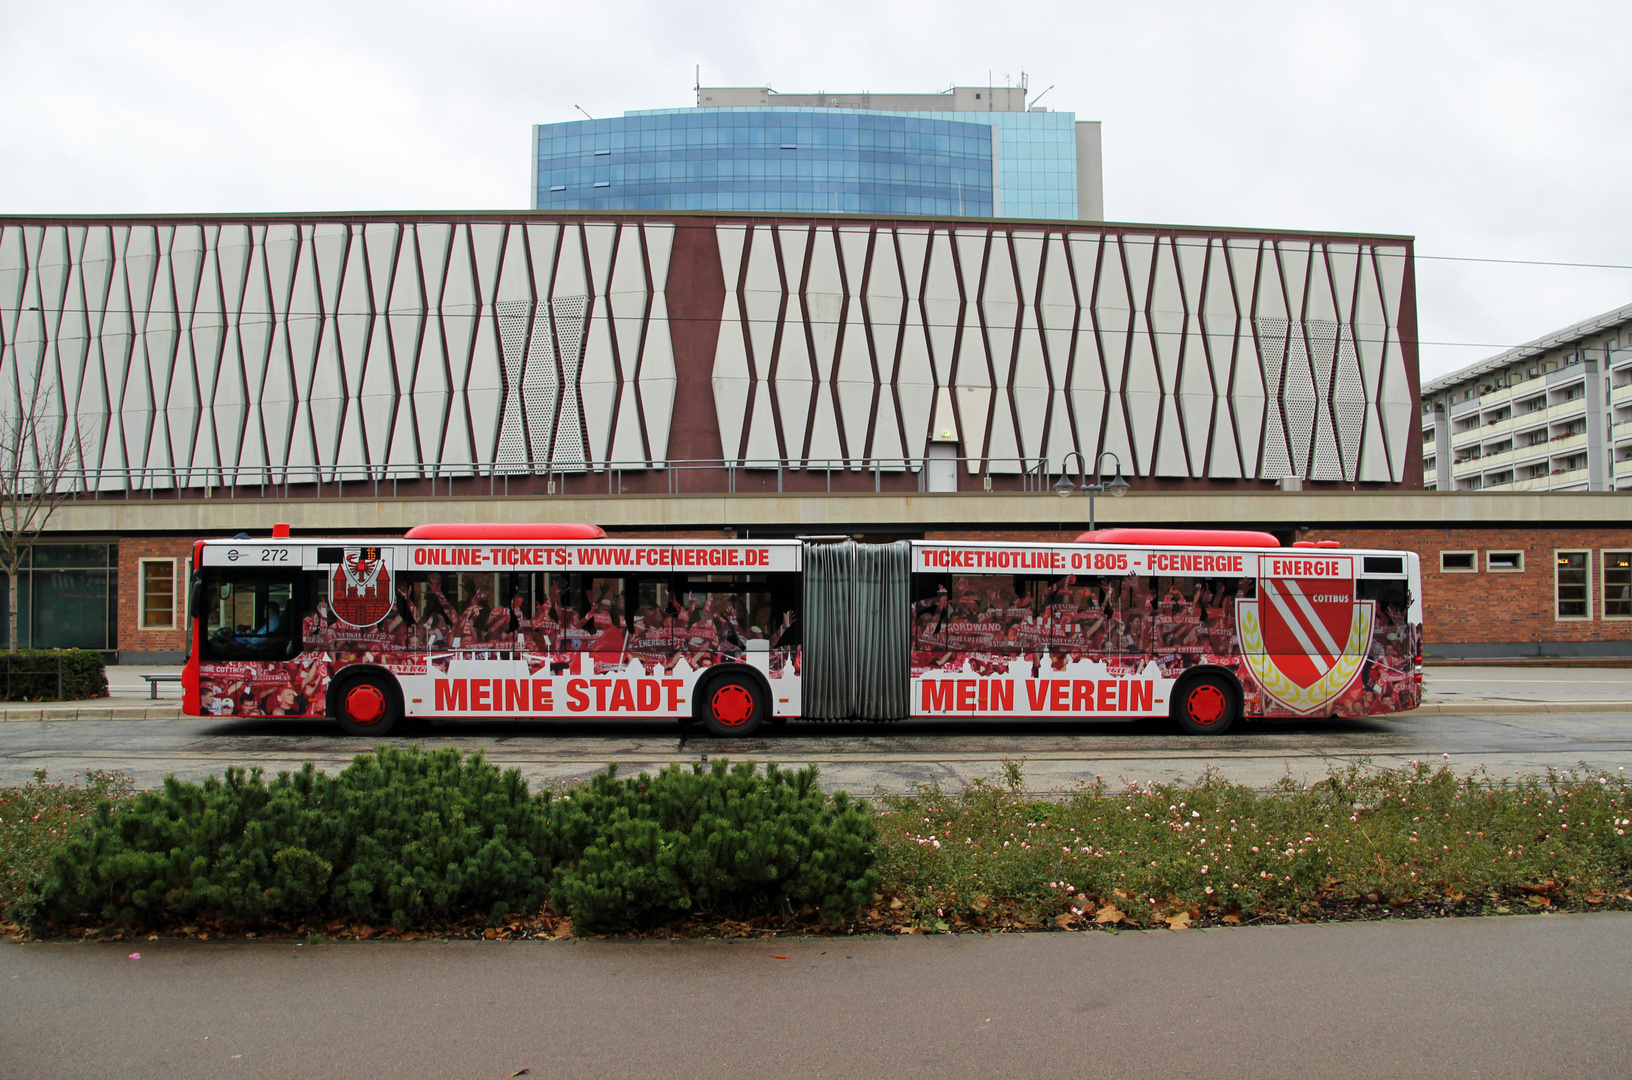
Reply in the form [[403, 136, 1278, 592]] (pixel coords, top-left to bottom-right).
[[1055, 451, 1129, 531]]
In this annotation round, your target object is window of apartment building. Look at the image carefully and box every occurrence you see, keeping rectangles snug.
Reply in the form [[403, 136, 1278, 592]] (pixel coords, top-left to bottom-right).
[[1605, 551, 1632, 619], [1554, 551, 1591, 619], [1486, 551, 1524, 572], [139, 559, 177, 629], [1439, 551, 1477, 573]]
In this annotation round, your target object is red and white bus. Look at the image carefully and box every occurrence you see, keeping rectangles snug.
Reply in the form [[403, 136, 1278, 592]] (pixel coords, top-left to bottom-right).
[[181, 524, 1422, 737]]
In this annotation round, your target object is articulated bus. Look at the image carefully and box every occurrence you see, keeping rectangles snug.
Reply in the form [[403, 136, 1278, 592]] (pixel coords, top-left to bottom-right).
[[181, 524, 1422, 737]]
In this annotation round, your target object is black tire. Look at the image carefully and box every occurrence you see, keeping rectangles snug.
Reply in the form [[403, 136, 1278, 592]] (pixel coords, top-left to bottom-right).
[[334, 673, 400, 737], [699, 673, 767, 737], [1172, 674, 1237, 736]]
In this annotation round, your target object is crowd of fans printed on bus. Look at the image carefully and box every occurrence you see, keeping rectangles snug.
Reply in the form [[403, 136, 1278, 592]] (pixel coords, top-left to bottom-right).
[[199, 568, 1417, 718]]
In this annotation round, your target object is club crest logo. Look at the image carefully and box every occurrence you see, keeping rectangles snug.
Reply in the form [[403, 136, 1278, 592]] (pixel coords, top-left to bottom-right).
[[331, 547, 393, 627], [1236, 554, 1374, 715]]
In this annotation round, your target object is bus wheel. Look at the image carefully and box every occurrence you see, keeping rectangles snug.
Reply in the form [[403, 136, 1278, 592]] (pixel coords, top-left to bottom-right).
[[336, 675, 399, 737], [701, 674, 766, 738], [1173, 675, 1237, 736]]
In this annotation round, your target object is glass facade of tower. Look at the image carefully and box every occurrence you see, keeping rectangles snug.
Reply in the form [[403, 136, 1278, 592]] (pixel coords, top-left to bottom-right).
[[534, 111, 996, 217]]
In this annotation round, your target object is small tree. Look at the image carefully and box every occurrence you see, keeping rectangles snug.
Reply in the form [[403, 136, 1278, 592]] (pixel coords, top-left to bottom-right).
[[0, 395, 89, 653]]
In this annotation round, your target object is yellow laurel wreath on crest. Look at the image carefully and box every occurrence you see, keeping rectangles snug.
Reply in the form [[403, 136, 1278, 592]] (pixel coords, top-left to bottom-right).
[[1239, 602, 1374, 715]]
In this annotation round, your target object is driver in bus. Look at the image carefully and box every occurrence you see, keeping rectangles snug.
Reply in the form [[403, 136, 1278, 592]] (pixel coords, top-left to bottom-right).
[[254, 603, 283, 636]]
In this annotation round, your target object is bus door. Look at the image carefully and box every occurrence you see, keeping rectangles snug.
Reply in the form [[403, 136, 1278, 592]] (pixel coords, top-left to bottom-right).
[[1354, 554, 1417, 711]]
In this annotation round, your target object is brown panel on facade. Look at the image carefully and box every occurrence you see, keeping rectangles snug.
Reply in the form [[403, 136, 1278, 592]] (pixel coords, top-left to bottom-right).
[[1396, 255, 1425, 489], [662, 220, 726, 466]]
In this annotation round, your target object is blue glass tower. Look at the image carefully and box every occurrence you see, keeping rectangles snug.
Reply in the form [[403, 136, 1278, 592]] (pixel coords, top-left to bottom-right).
[[531, 86, 1101, 221], [534, 111, 995, 217]]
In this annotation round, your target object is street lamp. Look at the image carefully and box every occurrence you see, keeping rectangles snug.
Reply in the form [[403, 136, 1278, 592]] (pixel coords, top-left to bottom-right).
[[1054, 451, 1129, 530], [1086, 452, 1130, 531]]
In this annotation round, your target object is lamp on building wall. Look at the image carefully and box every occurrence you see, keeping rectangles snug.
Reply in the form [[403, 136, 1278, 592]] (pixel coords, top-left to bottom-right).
[[1054, 451, 1128, 530]]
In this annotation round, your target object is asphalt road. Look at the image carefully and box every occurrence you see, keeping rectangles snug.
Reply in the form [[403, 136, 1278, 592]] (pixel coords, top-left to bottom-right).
[[2, 666, 1627, 793], [4, 913, 1629, 1079]]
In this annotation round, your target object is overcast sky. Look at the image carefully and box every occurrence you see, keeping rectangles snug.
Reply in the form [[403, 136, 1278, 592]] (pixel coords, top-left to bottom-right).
[[2, 0, 1628, 383]]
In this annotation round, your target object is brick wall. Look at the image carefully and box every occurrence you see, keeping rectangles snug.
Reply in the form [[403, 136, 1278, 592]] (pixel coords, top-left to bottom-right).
[[1305, 526, 1631, 650], [117, 537, 195, 657]]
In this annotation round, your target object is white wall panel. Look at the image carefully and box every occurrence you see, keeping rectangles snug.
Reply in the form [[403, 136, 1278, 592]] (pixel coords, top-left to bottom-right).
[[1035, 235, 1075, 472], [893, 228, 935, 463], [780, 225, 817, 462], [412, 225, 452, 471], [864, 228, 906, 464], [711, 224, 750, 464], [835, 226, 874, 464], [640, 224, 677, 464], [1092, 236, 1134, 471], [952, 230, 992, 470], [1172, 238, 1211, 477], [1146, 239, 1187, 477], [1009, 231, 1048, 467]]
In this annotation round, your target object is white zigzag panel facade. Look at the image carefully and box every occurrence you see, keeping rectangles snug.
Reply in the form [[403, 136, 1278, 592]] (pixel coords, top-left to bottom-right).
[[0, 213, 1419, 494], [712, 224, 1417, 482]]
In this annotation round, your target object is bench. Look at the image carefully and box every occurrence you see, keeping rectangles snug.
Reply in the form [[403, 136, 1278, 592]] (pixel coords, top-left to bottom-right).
[[140, 673, 183, 699]]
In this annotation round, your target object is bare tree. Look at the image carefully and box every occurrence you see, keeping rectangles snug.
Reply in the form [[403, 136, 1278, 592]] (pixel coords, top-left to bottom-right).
[[0, 394, 89, 653]]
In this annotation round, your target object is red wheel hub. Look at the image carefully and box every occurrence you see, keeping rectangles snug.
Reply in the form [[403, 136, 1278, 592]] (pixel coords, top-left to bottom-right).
[[710, 684, 755, 727], [1186, 684, 1227, 726], [344, 684, 387, 725]]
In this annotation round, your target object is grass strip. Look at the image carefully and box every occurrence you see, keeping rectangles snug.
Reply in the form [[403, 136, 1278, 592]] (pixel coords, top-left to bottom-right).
[[872, 758, 1632, 931], [0, 768, 134, 915]]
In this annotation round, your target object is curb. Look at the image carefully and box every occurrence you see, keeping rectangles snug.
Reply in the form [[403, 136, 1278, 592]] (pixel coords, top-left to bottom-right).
[[1, 705, 183, 722], [1410, 702, 1630, 716]]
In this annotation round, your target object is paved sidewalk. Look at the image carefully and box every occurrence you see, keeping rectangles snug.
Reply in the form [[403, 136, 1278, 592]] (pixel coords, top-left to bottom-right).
[[4, 913, 1628, 1079], [3, 664, 1627, 722]]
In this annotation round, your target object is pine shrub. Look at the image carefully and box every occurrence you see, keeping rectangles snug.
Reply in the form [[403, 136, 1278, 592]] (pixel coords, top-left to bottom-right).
[[26, 746, 554, 933], [549, 760, 878, 930], [20, 750, 879, 937]]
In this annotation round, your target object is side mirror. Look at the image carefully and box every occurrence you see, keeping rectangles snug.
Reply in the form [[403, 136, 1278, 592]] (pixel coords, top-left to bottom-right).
[[188, 570, 205, 619]]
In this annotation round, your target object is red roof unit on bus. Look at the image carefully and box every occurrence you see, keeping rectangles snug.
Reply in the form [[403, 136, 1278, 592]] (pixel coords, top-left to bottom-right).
[[403, 523, 607, 540], [1075, 528, 1281, 548]]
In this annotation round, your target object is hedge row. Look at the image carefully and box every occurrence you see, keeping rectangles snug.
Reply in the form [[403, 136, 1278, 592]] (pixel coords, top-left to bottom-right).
[[0, 649, 107, 701], [20, 747, 877, 935]]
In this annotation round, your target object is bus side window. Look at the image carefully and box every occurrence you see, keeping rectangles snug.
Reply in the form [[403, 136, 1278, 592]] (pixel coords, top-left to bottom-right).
[[1357, 578, 1408, 615]]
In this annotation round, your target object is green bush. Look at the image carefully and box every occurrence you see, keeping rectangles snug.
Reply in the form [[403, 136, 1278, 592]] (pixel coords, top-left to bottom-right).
[[26, 746, 554, 933], [0, 649, 107, 701], [549, 760, 878, 930], [21, 749, 879, 936]]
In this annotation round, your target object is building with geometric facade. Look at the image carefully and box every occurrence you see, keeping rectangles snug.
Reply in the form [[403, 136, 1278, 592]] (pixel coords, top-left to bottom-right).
[[0, 210, 1422, 500], [1420, 300, 1632, 493], [534, 82, 1102, 221], [6, 208, 1625, 663]]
